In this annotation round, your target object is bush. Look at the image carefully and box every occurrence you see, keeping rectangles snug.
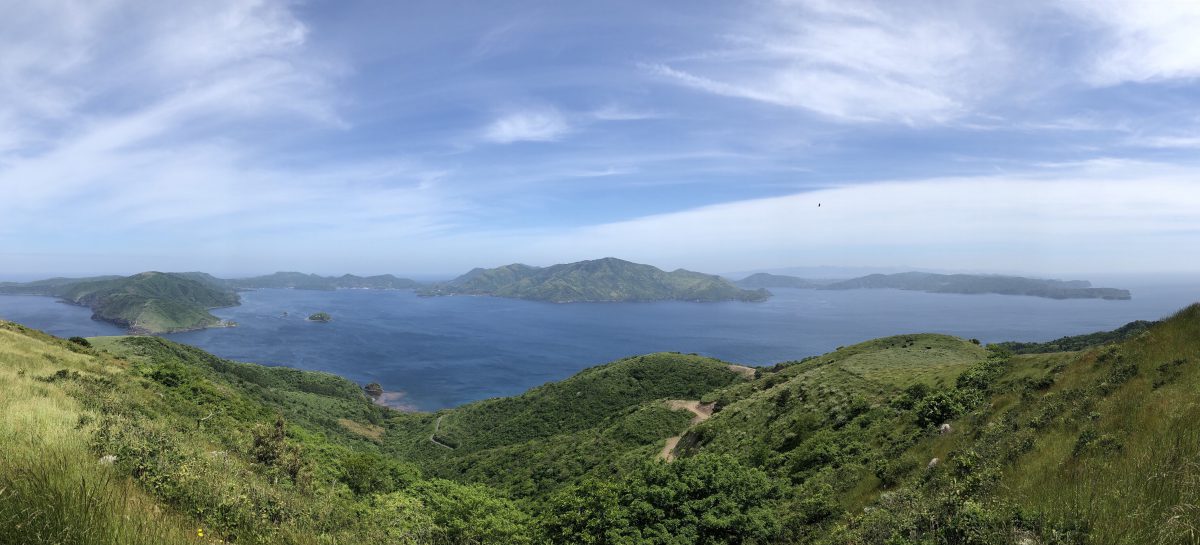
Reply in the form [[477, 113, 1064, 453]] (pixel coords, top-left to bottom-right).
[[915, 392, 964, 429], [341, 452, 419, 495], [542, 454, 783, 545]]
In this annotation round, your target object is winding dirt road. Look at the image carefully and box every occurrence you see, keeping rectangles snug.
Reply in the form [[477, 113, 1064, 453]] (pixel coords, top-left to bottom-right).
[[430, 415, 454, 449], [658, 400, 715, 461]]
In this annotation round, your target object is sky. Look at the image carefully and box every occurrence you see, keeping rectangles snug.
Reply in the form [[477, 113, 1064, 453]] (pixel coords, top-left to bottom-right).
[[1, 0, 1199, 278]]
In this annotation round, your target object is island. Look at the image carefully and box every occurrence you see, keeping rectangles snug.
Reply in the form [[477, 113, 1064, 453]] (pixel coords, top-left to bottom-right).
[[418, 257, 770, 303], [0, 271, 240, 333], [731, 271, 1130, 300], [307, 312, 333, 322], [821, 272, 1131, 300], [178, 271, 420, 291], [0, 270, 426, 334], [733, 272, 829, 289]]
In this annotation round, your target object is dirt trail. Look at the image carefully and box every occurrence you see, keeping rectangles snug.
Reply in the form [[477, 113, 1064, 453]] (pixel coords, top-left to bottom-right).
[[727, 364, 756, 380], [430, 415, 454, 449], [658, 400, 715, 461]]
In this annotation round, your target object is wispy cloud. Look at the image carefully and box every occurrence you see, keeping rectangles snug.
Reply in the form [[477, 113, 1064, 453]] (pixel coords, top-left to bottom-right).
[[1059, 0, 1200, 85], [4, 0, 1200, 276], [0, 0, 340, 158], [0, 1, 467, 260], [1127, 135, 1200, 149], [642, 0, 1010, 124], [589, 105, 662, 122], [482, 108, 571, 143]]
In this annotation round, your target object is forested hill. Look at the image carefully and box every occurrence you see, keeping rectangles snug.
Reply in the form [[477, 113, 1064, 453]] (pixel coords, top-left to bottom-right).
[[419, 257, 771, 302], [3, 303, 1200, 543], [1, 271, 239, 333]]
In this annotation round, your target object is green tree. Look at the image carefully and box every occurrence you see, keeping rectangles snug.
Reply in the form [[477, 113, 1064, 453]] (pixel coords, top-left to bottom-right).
[[410, 479, 534, 545], [364, 492, 437, 545], [542, 454, 782, 545]]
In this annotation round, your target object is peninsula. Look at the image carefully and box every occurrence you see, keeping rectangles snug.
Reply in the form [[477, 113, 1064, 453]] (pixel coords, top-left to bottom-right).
[[0, 271, 239, 333]]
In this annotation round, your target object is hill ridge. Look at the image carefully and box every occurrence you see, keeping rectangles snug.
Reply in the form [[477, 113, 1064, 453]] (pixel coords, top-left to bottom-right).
[[420, 257, 771, 302]]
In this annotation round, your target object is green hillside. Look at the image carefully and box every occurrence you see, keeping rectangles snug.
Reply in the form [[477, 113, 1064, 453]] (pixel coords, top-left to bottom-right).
[[0, 272, 240, 334], [59, 272, 240, 334], [0, 323, 535, 545], [3, 304, 1200, 543], [420, 257, 770, 302]]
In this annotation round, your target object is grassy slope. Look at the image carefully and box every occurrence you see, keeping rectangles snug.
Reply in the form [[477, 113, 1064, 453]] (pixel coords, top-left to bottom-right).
[[666, 307, 1200, 544], [5, 303, 1200, 544], [993, 305, 1200, 543], [0, 325, 538, 544], [382, 352, 747, 498], [0, 323, 194, 544]]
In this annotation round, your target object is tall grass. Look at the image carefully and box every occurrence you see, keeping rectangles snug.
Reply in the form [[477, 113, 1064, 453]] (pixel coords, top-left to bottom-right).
[[0, 324, 190, 545], [1001, 304, 1200, 545]]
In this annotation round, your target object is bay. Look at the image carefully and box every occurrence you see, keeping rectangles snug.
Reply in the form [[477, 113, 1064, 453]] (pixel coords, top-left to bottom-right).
[[1, 280, 1197, 411]]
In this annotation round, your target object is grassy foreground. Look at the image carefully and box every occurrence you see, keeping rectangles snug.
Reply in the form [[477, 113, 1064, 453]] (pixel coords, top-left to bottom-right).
[[1, 304, 1200, 544]]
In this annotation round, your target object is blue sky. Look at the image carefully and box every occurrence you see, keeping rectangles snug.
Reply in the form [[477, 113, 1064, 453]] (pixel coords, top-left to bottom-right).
[[1, 0, 1199, 278]]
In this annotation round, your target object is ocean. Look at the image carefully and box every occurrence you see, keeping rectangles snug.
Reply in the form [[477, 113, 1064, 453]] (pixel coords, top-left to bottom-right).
[[1, 280, 1197, 411]]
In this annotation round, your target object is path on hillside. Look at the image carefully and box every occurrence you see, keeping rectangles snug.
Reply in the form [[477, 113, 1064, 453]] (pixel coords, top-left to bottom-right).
[[658, 400, 715, 462], [430, 415, 454, 449], [727, 364, 756, 379]]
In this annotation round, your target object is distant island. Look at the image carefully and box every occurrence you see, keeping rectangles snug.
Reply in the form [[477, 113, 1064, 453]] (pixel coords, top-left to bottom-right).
[[419, 257, 770, 303], [734, 271, 1131, 300], [0, 270, 418, 333], [733, 272, 829, 289], [0, 271, 239, 333], [307, 312, 333, 322], [180, 271, 419, 291]]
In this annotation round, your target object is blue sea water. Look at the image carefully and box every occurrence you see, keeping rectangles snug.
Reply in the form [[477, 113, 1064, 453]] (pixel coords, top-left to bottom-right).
[[1, 281, 1198, 411]]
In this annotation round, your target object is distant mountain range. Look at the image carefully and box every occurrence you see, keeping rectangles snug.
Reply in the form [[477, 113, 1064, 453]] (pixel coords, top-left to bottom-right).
[[419, 257, 770, 303], [181, 271, 420, 291], [734, 271, 1131, 300]]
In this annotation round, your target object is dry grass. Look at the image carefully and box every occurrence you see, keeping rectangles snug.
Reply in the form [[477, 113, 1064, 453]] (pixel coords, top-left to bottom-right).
[[337, 418, 385, 441]]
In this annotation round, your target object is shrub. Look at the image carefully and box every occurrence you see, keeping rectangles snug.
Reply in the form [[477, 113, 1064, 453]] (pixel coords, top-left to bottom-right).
[[915, 392, 964, 429]]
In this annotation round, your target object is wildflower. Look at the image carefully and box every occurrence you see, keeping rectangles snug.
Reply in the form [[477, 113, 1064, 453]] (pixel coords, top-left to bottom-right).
[[197, 528, 205, 538]]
